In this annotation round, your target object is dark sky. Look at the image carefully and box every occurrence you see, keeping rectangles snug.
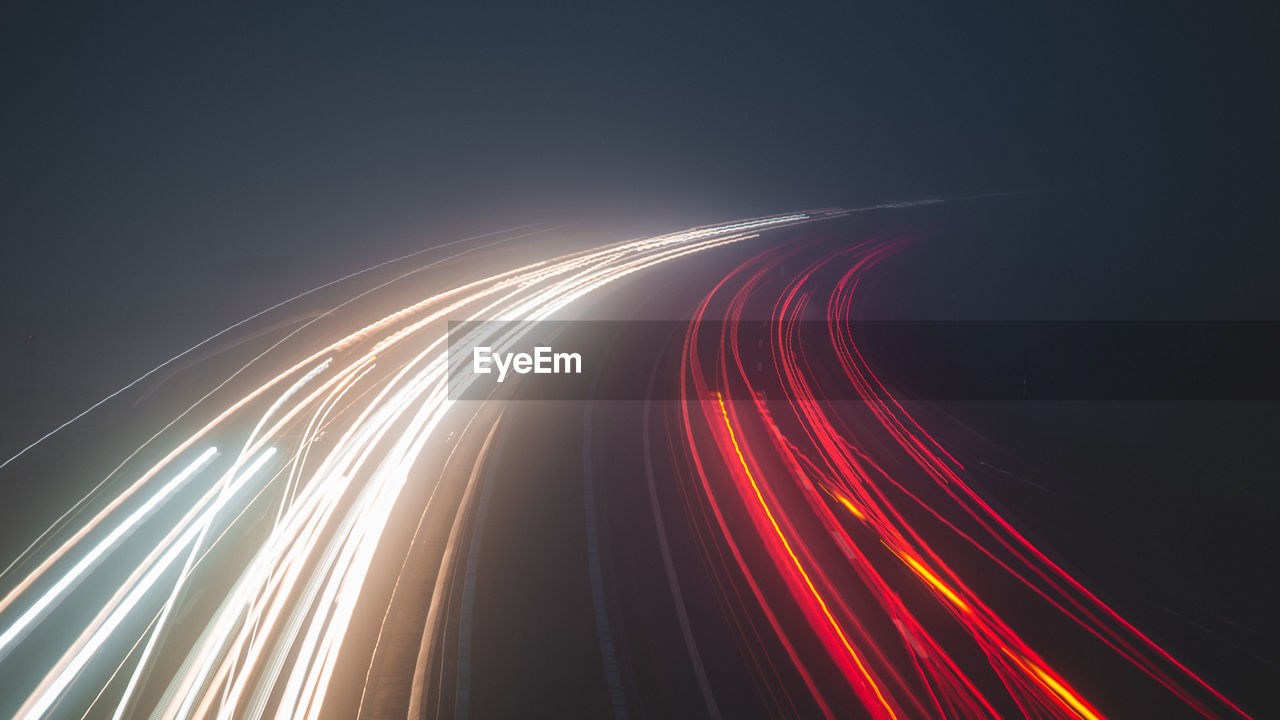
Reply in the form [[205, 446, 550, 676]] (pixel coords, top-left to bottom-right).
[[1, 1, 1278, 446]]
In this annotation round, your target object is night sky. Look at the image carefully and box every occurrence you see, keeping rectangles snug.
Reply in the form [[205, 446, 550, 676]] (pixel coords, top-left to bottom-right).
[[2, 2, 1279, 449]]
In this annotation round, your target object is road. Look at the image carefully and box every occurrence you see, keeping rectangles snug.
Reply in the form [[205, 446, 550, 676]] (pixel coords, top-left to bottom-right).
[[0, 206, 1267, 719]]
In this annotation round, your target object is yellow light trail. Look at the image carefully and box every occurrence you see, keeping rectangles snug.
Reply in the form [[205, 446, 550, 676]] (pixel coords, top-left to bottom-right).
[[889, 547, 972, 615], [715, 393, 900, 720], [1004, 646, 1105, 720]]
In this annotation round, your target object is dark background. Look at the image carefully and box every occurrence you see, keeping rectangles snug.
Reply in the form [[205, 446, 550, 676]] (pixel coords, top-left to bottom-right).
[[1, 4, 1279, 714], [1, 2, 1278, 461]]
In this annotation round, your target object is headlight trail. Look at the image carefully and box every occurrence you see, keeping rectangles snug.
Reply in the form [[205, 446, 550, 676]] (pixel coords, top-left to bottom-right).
[[2, 204, 1251, 719], [675, 237, 1253, 719], [0, 447, 219, 664], [0, 212, 820, 719], [0, 225, 547, 475], [15, 447, 279, 720]]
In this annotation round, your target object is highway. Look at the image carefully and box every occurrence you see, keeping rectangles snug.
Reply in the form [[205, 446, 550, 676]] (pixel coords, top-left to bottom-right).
[[0, 208, 1265, 719]]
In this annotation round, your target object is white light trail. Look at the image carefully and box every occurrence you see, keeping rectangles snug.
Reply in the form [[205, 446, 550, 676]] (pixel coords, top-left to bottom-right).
[[0, 447, 219, 663], [16, 447, 277, 720], [0, 212, 826, 719]]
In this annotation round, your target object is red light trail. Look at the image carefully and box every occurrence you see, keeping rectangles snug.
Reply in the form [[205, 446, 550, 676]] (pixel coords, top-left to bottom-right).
[[675, 237, 1253, 719]]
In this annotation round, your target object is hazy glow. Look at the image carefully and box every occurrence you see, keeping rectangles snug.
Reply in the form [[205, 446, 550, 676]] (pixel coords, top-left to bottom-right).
[[0, 213, 816, 719]]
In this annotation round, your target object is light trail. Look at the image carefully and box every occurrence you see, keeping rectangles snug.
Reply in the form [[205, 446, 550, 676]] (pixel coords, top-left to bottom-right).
[[0, 447, 219, 663], [0, 212, 820, 718], [0, 225, 540, 474], [3, 202, 1242, 719], [674, 236, 1254, 719], [714, 392, 902, 720], [15, 447, 278, 720]]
